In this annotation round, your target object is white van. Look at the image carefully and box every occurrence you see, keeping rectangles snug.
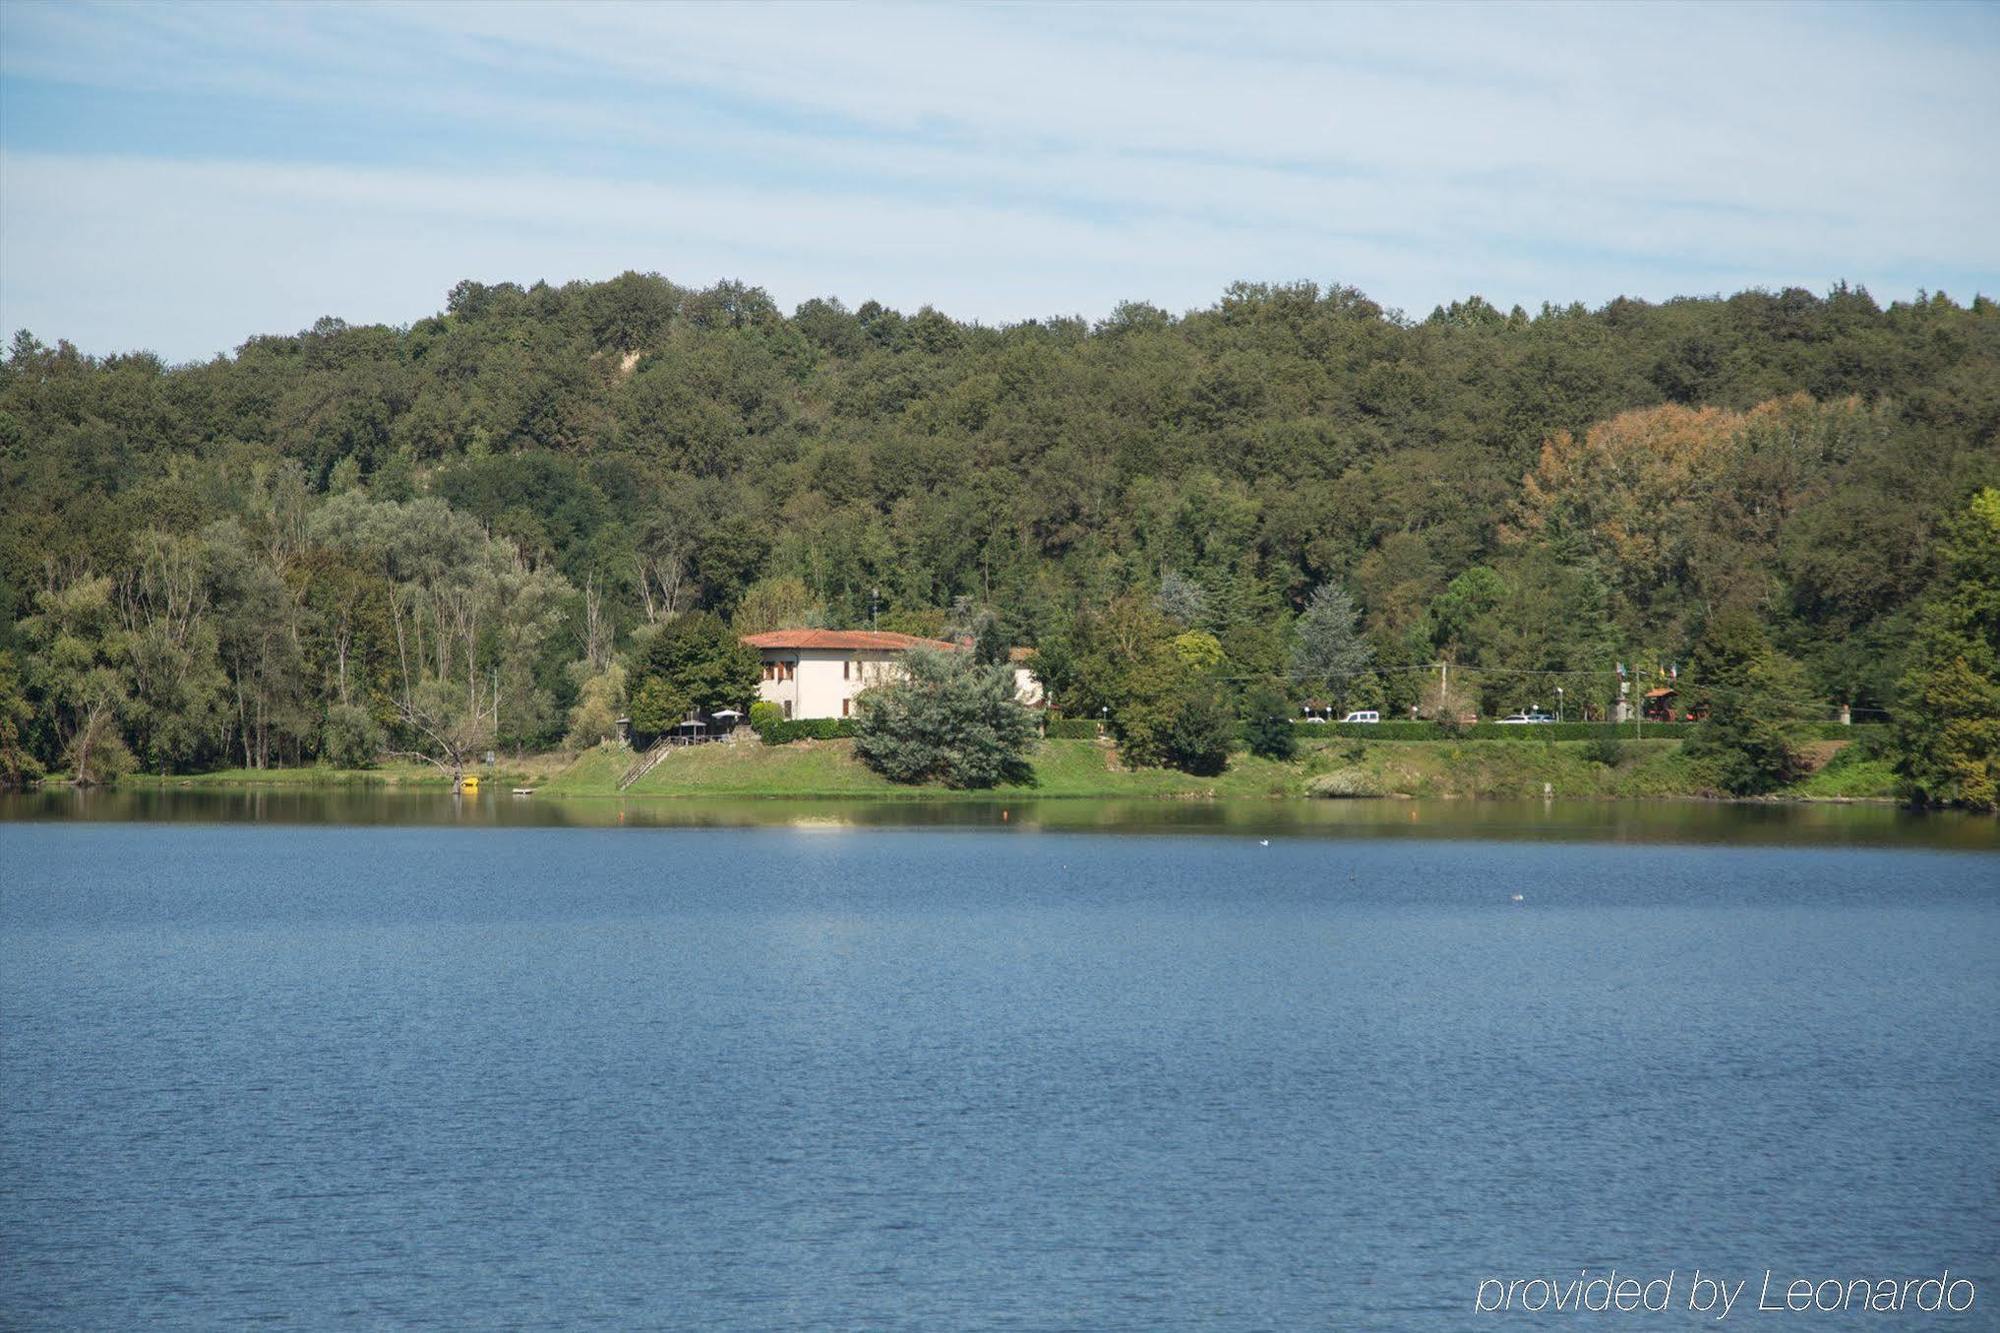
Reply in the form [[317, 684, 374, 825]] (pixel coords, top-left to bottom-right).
[[1340, 710, 1381, 724]]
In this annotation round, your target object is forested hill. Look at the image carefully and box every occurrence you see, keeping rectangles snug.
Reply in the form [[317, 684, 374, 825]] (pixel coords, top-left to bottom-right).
[[2, 275, 1997, 781]]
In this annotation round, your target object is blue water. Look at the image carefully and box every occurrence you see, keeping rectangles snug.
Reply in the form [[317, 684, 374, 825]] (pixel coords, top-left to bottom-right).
[[3, 822, 1995, 1328]]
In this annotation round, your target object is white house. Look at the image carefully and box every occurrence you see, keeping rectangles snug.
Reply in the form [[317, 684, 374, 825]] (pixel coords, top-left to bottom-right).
[[742, 629, 961, 720], [1009, 646, 1046, 708], [742, 630, 1048, 720]]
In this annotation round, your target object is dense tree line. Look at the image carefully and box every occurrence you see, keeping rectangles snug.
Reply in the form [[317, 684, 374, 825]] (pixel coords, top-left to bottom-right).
[[0, 274, 1995, 799]]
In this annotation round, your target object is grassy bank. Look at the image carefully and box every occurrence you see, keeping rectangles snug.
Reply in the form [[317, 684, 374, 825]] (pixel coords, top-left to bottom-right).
[[540, 737, 1306, 799], [117, 735, 1900, 803], [120, 753, 575, 791]]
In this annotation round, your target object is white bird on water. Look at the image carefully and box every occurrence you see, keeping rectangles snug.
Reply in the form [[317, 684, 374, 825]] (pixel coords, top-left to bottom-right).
[[1511, 893, 1525, 903], [1259, 839, 1270, 847]]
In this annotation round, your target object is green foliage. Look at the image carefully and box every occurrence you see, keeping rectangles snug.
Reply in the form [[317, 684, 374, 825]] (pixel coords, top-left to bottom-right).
[[1241, 684, 1297, 760], [1044, 718, 1101, 739], [628, 676, 691, 738], [1163, 687, 1237, 776], [733, 576, 820, 634], [1172, 629, 1225, 674], [0, 649, 45, 785], [852, 647, 1034, 787], [1302, 720, 1707, 740], [756, 716, 856, 743], [1291, 584, 1372, 704], [633, 611, 759, 716], [748, 699, 783, 733], [563, 662, 626, 751], [1894, 488, 2000, 809], [1, 275, 1995, 783], [1583, 735, 1625, 767], [1683, 607, 1821, 793], [321, 703, 384, 769]]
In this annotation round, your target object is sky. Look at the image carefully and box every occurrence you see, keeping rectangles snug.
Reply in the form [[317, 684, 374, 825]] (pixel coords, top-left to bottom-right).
[[1, 0, 1995, 363]]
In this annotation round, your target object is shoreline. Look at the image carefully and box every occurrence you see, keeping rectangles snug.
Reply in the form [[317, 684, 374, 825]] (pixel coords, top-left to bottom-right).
[[72, 736, 1905, 807]]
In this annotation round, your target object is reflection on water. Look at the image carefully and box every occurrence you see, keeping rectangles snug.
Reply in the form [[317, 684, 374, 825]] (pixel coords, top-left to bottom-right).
[[3, 821, 1995, 1328], [4, 785, 1995, 849]]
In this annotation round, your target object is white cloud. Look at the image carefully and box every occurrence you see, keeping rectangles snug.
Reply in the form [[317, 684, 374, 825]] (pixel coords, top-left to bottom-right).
[[1, 1, 1993, 359]]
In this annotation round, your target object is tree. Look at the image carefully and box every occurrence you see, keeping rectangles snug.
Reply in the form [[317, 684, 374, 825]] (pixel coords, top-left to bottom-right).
[[0, 649, 45, 785], [1241, 683, 1296, 760], [1895, 488, 2000, 809], [2, 275, 1997, 787], [1292, 584, 1373, 704], [853, 646, 1034, 788], [733, 576, 820, 634], [1156, 569, 1209, 627], [628, 675, 691, 740], [632, 610, 759, 716], [1112, 640, 1235, 774], [564, 661, 627, 750], [321, 703, 384, 768], [1683, 607, 1821, 794], [119, 530, 228, 774], [389, 677, 491, 792], [1163, 685, 1236, 776], [204, 524, 305, 770], [17, 573, 132, 785]]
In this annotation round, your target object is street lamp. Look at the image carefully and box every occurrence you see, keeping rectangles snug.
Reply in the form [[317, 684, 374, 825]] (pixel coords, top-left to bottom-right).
[[1556, 686, 1564, 722]]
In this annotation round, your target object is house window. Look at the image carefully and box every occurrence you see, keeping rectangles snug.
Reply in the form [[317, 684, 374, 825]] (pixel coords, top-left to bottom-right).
[[843, 659, 851, 680], [841, 697, 851, 717], [782, 700, 792, 720], [762, 662, 773, 682]]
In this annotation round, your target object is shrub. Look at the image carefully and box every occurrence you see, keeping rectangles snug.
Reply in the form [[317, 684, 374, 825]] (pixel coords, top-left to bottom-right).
[[1045, 718, 1102, 739], [748, 700, 784, 737], [757, 717, 856, 743], [1583, 736, 1624, 767], [853, 647, 1035, 787], [322, 704, 384, 769], [1307, 768, 1379, 798], [1294, 720, 1702, 740], [1240, 685, 1297, 760], [1163, 688, 1236, 775]]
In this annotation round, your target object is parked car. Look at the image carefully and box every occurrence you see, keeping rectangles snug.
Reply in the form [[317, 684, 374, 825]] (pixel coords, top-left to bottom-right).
[[1497, 711, 1556, 724], [1340, 710, 1381, 724], [1302, 714, 1328, 724]]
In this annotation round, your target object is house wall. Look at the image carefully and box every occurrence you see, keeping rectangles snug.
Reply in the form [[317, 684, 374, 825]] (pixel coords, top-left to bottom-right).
[[756, 648, 1047, 720], [755, 649, 908, 720]]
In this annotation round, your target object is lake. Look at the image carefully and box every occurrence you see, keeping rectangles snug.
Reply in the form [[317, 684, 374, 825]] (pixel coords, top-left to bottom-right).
[[2, 796, 1995, 1328]]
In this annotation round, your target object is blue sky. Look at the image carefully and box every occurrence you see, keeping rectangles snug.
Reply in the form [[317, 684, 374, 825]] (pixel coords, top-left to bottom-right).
[[2, 0, 1995, 362]]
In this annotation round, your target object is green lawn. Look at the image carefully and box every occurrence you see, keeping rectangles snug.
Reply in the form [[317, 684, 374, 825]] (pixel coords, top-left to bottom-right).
[[112, 736, 1900, 803]]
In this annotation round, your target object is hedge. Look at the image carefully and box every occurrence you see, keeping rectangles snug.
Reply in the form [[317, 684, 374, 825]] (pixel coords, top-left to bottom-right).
[[1283, 721, 1887, 742], [754, 717, 857, 744], [753, 716, 1885, 747]]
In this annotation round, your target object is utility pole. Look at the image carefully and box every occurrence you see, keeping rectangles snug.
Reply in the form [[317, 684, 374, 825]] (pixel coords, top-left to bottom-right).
[[869, 587, 880, 631]]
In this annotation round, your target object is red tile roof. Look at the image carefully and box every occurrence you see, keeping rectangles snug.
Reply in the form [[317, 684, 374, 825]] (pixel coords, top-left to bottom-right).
[[739, 629, 961, 652]]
